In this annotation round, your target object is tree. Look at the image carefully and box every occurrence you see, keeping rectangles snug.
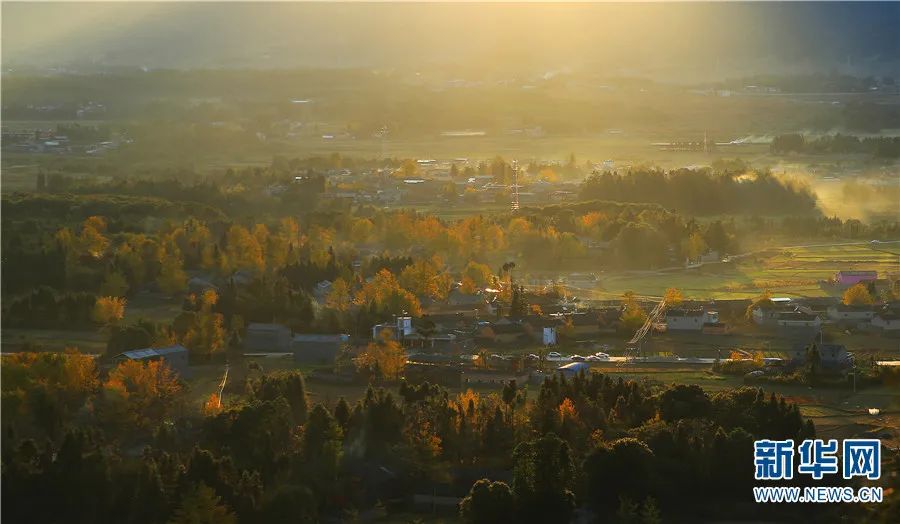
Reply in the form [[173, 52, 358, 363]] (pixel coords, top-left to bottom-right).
[[658, 384, 711, 421], [100, 271, 129, 297], [621, 292, 647, 333], [102, 359, 183, 429], [583, 438, 655, 512], [158, 255, 188, 296], [169, 483, 237, 524], [746, 290, 773, 321], [512, 433, 576, 523], [683, 232, 708, 261], [464, 261, 493, 289], [80, 216, 110, 258], [842, 283, 875, 305], [459, 479, 515, 524], [93, 296, 126, 326], [806, 343, 822, 381], [663, 287, 683, 306], [355, 329, 406, 381], [251, 370, 309, 425], [354, 269, 422, 316], [184, 290, 227, 359], [324, 278, 352, 312]]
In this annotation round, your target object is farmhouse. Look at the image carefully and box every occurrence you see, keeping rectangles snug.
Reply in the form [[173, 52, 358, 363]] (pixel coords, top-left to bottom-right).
[[872, 310, 900, 331], [666, 308, 717, 331], [826, 304, 876, 323], [787, 344, 851, 368], [114, 345, 190, 377], [244, 323, 292, 352], [834, 270, 877, 286], [775, 311, 822, 329], [292, 334, 349, 364]]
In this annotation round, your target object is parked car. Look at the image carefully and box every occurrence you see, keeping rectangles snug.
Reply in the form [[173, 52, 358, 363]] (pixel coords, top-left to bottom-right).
[[571, 355, 585, 362], [593, 352, 610, 360]]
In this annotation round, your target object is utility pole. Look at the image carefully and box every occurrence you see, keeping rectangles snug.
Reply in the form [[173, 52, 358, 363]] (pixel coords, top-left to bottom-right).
[[511, 159, 520, 213]]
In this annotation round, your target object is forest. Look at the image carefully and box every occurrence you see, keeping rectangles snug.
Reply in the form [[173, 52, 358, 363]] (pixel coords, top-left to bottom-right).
[[7, 349, 898, 523]]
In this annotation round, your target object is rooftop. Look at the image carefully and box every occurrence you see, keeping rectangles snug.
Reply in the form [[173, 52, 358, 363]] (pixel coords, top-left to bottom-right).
[[119, 344, 188, 360]]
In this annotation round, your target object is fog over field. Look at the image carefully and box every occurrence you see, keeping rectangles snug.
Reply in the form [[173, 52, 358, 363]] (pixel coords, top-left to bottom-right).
[[4, 2, 899, 79]]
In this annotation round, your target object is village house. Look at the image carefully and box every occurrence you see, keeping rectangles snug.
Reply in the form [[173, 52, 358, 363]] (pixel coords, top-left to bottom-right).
[[244, 323, 292, 352], [827, 304, 876, 324], [787, 343, 852, 369], [114, 345, 190, 377], [521, 315, 561, 345], [872, 309, 900, 331], [834, 270, 877, 286], [665, 308, 718, 331], [775, 311, 822, 329], [314, 280, 333, 302], [292, 333, 349, 364], [479, 318, 526, 345], [447, 289, 486, 308]]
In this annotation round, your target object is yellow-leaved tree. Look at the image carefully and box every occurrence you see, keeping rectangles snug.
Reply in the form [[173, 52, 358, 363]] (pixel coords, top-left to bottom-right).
[[842, 283, 875, 306], [184, 290, 227, 360], [664, 287, 684, 306], [325, 278, 352, 312], [355, 269, 422, 316], [621, 291, 648, 333], [100, 359, 182, 429], [93, 296, 126, 326], [355, 328, 406, 380]]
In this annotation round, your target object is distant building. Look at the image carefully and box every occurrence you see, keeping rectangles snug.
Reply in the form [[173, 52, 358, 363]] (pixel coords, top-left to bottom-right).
[[827, 304, 876, 323], [872, 310, 900, 331], [666, 308, 717, 331], [188, 277, 218, 295], [244, 323, 292, 352], [788, 344, 851, 369], [557, 361, 590, 378], [775, 311, 822, 329], [314, 280, 333, 300], [447, 289, 485, 307], [834, 270, 877, 286], [292, 334, 349, 364], [114, 345, 190, 377], [373, 316, 415, 340]]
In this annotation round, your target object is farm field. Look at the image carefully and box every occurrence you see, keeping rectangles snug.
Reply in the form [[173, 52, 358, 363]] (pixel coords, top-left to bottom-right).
[[579, 242, 899, 300]]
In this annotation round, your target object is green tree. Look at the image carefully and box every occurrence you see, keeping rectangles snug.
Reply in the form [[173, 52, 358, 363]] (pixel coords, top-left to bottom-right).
[[168, 483, 237, 524], [512, 433, 576, 523], [459, 479, 515, 524]]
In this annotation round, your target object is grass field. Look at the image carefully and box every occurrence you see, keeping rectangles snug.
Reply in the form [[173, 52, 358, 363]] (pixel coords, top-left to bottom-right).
[[580, 242, 899, 300]]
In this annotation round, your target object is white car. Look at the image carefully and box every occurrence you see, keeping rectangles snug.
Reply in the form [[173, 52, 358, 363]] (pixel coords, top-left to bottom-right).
[[592, 352, 611, 360]]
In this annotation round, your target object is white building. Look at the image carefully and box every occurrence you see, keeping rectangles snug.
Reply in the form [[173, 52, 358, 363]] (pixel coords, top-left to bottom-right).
[[775, 311, 822, 329], [872, 311, 900, 331], [666, 308, 718, 331], [827, 304, 876, 323]]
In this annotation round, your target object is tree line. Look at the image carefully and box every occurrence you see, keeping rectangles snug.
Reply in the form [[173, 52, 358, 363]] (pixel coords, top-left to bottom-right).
[[3, 354, 897, 523]]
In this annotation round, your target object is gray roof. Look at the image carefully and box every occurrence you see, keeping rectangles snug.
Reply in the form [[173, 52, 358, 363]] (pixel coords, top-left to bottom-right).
[[119, 344, 188, 360], [247, 323, 290, 332], [293, 334, 349, 343]]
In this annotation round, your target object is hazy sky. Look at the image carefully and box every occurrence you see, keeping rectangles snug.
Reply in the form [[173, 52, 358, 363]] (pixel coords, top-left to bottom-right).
[[3, 2, 898, 79]]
